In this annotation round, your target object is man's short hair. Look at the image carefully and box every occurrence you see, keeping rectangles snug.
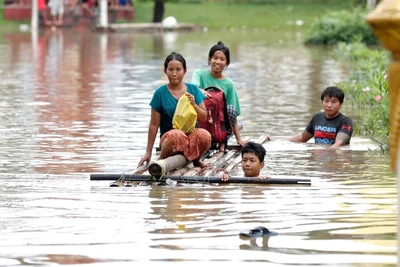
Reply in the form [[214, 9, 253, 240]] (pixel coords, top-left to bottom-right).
[[241, 142, 266, 162], [321, 86, 345, 104]]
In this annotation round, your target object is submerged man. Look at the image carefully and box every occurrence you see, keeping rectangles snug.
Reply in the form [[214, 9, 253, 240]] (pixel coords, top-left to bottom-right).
[[219, 141, 268, 181], [289, 86, 353, 147]]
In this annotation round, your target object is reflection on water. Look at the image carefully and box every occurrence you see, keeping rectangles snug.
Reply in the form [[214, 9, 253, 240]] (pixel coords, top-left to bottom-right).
[[0, 28, 396, 266]]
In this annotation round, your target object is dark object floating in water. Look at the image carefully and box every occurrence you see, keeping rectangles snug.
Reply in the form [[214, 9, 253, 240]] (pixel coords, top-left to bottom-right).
[[239, 226, 278, 238]]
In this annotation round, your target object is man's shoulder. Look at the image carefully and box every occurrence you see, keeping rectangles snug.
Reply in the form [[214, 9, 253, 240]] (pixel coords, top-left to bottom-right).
[[312, 111, 325, 118], [339, 112, 353, 123]]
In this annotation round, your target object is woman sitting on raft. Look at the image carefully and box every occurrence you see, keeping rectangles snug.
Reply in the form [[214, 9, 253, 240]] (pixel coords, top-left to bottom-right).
[[137, 52, 211, 168]]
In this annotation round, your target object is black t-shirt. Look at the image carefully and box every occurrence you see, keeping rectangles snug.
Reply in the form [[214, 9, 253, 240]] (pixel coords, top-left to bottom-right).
[[305, 112, 353, 145]]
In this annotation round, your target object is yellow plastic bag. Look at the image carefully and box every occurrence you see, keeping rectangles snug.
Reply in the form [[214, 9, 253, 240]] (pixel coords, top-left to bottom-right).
[[172, 94, 197, 134]]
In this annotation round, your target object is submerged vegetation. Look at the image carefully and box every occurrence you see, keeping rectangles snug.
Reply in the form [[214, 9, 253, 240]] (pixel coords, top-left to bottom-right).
[[333, 42, 390, 148]]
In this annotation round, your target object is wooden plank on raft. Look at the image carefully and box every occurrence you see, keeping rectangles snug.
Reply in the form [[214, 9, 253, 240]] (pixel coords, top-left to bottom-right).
[[167, 150, 223, 177], [200, 150, 239, 176]]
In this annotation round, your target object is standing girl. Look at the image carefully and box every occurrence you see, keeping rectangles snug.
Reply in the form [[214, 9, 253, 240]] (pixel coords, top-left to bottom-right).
[[138, 52, 211, 168], [191, 41, 246, 152]]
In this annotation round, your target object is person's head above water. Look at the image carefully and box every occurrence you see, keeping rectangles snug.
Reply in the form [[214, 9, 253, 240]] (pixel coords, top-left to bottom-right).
[[320, 86, 345, 104], [241, 142, 266, 177]]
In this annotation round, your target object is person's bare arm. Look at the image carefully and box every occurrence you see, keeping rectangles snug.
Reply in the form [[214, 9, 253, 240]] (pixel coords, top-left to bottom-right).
[[331, 132, 351, 148], [233, 123, 247, 147], [289, 131, 313, 143], [137, 109, 160, 167], [200, 88, 209, 98], [194, 101, 208, 122]]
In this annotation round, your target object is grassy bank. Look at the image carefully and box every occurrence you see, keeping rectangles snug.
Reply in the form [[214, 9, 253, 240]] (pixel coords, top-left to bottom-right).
[[0, 1, 353, 32], [0, 0, 354, 31], [132, 1, 352, 31], [0, 10, 27, 31]]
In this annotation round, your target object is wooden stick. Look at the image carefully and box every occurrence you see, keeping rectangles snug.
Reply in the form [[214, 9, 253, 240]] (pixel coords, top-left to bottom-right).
[[90, 174, 311, 185]]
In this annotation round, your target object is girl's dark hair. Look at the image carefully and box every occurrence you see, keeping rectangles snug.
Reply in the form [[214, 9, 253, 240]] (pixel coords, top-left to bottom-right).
[[321, 86, 345, 104], [241, 142, 266, 163], [208, 41, 230, 68], [164, 52, 187, 70]]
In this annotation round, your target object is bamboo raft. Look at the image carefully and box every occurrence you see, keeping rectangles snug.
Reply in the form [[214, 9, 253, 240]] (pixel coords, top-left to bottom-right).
[[90, 135, 312, 187]]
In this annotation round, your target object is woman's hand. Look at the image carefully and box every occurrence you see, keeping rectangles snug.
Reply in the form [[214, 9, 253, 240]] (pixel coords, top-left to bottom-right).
[[185, 92, 196, 106], [137, 152, 151, 167]]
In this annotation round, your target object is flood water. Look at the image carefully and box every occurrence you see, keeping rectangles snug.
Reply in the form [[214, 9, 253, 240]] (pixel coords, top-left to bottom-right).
[[0, 28, 396, 266]]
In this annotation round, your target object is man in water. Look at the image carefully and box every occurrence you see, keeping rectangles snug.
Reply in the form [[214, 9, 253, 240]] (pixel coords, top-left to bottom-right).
[[219, 142, 268, 181], [289, 86, 353, 147]]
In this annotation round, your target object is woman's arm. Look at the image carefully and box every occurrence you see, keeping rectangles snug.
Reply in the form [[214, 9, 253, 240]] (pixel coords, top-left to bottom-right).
[[137, 109, 160, 167], [186, 91, 207, 122]]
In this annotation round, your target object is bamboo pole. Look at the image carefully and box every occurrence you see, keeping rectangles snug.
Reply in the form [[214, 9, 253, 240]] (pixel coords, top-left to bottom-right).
[[109, 164, 150, 187], [365, 1, 400, 261], [167, 166, 191, 176], [148, 154, 189, 177], [167, 151, 220, 176], [90, 174, 311, 185]]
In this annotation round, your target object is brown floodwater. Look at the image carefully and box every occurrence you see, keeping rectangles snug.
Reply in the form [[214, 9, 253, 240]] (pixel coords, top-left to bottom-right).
[[0, 27, 396, 266]]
